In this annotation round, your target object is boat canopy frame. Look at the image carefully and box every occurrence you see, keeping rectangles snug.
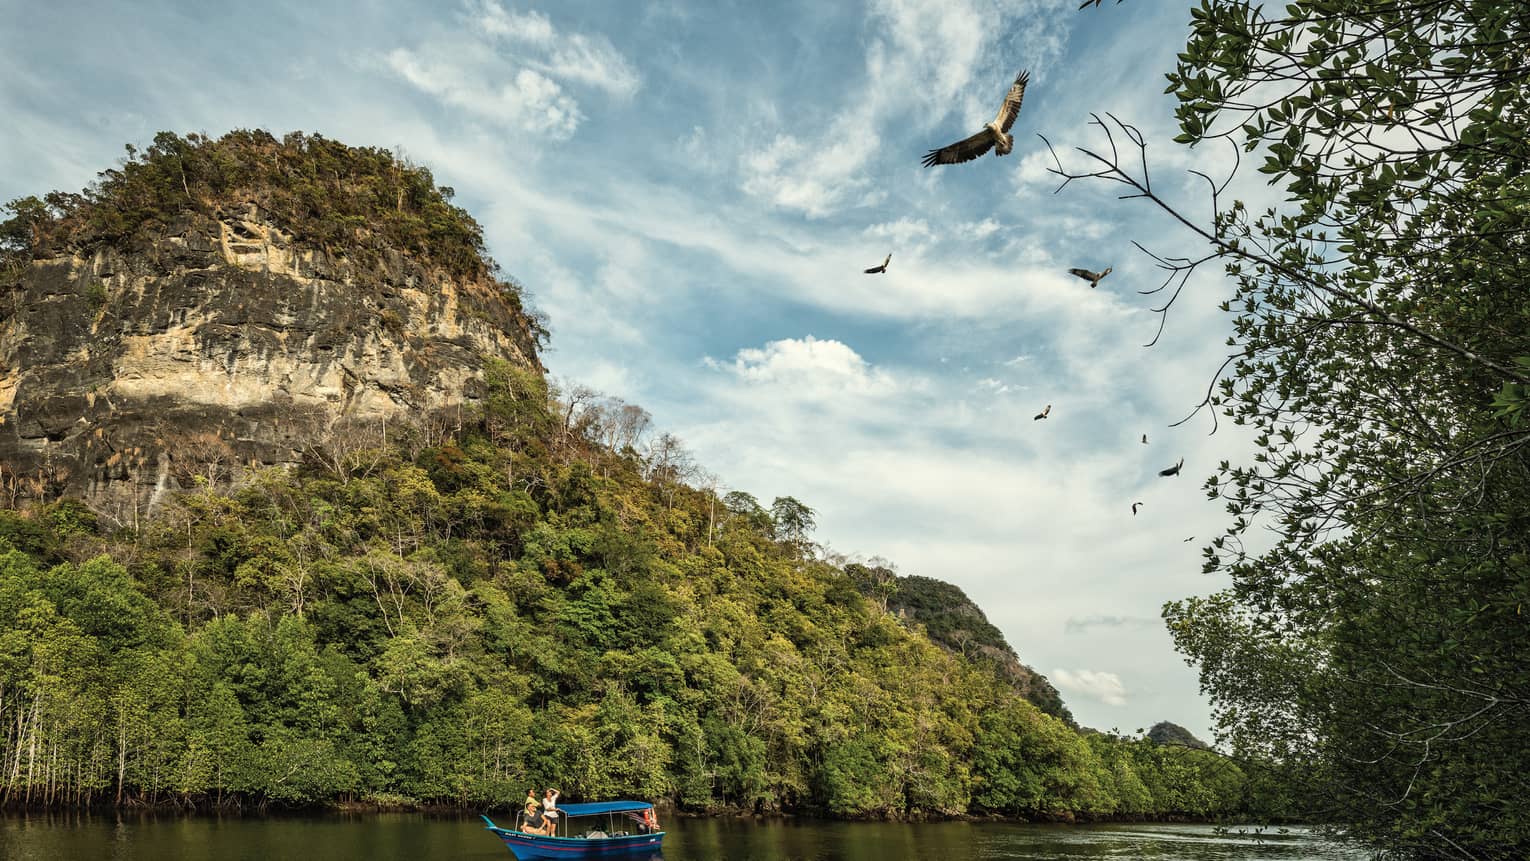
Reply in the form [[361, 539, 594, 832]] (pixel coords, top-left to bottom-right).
[[494, 799, 660, 841]]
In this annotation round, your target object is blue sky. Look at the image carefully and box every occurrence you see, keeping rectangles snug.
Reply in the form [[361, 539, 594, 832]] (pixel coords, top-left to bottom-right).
[[0, 0, 1283, 742]]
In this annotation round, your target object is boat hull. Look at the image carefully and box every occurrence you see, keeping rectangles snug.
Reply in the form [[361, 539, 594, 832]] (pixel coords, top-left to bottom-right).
[[489, 826, 665, 859]]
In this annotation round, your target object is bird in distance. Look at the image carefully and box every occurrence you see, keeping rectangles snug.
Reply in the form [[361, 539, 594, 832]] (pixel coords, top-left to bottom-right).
[[1159, 457, 1185, 477], [1132, 502, 1143, 515], [1034, 404, 1051, 420], [922, 70, 1030, 167], [1069, 267, 1112, 288], [864, 253, 891, 274], [1141, 433, 1148, 444]]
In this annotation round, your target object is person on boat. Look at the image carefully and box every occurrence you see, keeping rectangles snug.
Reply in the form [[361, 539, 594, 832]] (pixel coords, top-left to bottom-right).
[[522, 790, 554, 836], [638, 807, 659, 834], [542, 788, 561, 827]]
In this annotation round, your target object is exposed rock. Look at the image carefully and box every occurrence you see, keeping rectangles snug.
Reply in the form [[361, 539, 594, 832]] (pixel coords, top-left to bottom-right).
[[0, 207, 540, 524]]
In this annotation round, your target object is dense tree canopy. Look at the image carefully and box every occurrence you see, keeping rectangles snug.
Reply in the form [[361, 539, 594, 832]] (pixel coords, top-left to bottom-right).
[[1064, 2, 1529, 858], [0, 361, 1252, 820]]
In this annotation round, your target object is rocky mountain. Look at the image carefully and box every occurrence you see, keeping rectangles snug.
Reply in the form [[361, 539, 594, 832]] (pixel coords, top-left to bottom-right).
[[1147, 721, 1210, 750], [849, 565, 1074, 724], [0, 131, 543, 524]]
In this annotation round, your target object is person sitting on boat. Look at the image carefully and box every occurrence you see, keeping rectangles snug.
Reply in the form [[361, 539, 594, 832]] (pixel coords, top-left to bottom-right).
[[542, 788, 561, 823], [522, 790, 554, 836], [637, 807, 659, 834]]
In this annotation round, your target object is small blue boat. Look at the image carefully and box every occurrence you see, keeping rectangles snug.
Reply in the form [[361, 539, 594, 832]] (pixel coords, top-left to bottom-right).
[[481, 801, 665, 859]]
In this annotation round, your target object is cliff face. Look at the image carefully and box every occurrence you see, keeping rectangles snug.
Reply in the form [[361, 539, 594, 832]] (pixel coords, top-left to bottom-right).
[[0, 206, 540, 523]]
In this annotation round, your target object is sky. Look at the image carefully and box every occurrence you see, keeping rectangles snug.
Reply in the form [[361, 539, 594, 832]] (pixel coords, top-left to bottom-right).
[[0, 0, 1291, 743]]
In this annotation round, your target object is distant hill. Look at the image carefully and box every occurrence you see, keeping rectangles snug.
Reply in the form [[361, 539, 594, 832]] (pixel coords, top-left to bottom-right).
[[1148, 721, 1210, 750], [848, 568, 1074, 725]]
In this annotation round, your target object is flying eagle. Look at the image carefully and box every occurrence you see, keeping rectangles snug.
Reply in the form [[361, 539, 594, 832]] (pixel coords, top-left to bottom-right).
[[864, 253, 891, 274], [1158, 457, 1184, 477], [1132, 501, 1143, 516], [1033, 404, 1051, 421], [921, 70, 1030, 167], [1069, 267, 1113, 288]]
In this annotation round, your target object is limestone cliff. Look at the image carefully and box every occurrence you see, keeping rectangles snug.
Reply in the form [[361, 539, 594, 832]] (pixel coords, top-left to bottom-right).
[[0, 131, 543, 523]]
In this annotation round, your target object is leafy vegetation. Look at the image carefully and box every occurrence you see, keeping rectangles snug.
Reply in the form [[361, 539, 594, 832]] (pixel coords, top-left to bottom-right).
[[852, 567, 1073, 724], [1063, 2, 1530, 858], [0, 365, 1250, 820]]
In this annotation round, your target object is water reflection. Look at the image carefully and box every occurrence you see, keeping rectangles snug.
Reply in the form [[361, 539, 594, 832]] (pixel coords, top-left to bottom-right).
[[0, 812, 1364, 861]]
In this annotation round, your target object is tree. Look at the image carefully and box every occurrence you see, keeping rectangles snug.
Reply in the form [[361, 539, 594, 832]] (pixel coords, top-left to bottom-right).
[[769, 496, 816, 556], [1057, 2, 1530, 857], [845, 560, 899, 613]]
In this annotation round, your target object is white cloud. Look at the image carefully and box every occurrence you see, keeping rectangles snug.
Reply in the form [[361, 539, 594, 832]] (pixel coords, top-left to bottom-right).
[[740, 133, 881, 218], [1012, 147, 1058, 194], [975, 377, 1014, 395], [1053, 669, 1129, 707], [957, 218, 1001, 240], [706, 336, 901, 398], [471, 3, 641, 98], [384, 2, 639, 139], [386, 49, 582, 137], [863, 217, 933, 245]]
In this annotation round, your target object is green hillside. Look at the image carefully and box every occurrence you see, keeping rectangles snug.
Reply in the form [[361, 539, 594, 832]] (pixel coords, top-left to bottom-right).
[[850, 569, 1073, 724]]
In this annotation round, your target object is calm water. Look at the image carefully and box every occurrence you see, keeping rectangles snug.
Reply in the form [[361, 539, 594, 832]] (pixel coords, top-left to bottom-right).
[[0, 813, 1369, 860]]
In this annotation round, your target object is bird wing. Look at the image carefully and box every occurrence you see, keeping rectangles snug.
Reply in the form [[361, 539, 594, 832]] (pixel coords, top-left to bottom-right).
[[863, 265, 884, 274], [922, 129, 996, 167], [994, 71, 1030, 134], [1068, 268, 1098, 282]]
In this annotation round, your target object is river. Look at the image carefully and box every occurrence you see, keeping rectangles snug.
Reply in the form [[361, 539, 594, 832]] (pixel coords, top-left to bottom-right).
[[0, 812, 1369, 860]]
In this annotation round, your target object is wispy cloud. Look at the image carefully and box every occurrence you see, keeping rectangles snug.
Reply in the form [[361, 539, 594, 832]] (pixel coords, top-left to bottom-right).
[[385, 49, 582, 137], [471, 3, 641, 98], [1053, 668, 1129, 707], [384, 1, 639, 139], [1065, 615, 1160, 634]]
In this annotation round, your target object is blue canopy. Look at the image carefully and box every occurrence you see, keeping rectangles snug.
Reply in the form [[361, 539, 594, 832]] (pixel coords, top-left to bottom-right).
[[555, 801, 653, 817]]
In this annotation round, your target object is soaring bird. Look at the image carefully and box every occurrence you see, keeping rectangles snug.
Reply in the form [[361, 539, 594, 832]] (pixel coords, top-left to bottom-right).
[[1141, 433, 1148, 444], [1033, 404, 1051, 421], [1159, 457, 1184, 477], [1069, 267, 1113, 288], [1132, 502, 1143, 515], [921, 71, 1030, 167], [1183, 536, 1195, 542], [864, 253, 891, 274]]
